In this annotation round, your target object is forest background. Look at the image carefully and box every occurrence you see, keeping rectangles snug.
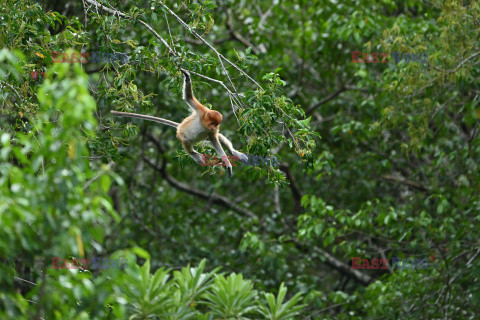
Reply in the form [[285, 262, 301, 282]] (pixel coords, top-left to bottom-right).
[[1, 0, 479, 319]]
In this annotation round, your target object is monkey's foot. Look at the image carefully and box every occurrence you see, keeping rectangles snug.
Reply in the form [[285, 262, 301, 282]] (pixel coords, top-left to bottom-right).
[[189, 151, 204, 165], [180, 68, 191, 79], [232, 150, 248, 164]]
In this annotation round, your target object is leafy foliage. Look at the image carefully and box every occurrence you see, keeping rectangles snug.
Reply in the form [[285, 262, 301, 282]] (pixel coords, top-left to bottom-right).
[[1, 0, 480, 319]]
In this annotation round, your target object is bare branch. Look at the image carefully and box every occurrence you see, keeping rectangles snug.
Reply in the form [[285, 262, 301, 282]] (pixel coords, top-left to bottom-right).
[[83, 161, 116, 190], [190, 71, 244, 125], [313, 246, 373, 285], [382, 173, 429, 192], [279, 162, 302, 214], [84, 0, 248, 115], [273, 185, 282, 214], [291, 239, 373, 286], [84, 0, 175, 55], [257, 2, 277, 30], [160, 2, 264, 90], [14, 276, 37, 286], [184, 36, 232, 45], [306, 84, 347, 115], [0, 80, 21, 102], [164, 12, 176, 54], [446, 51, 480, 74], [225, 9, 264, 55], [143, 157, 257, 220], [408, 51, 480, 98]]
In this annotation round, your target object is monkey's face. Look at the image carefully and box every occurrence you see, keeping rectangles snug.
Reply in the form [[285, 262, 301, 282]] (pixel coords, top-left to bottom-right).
[[205, 111, 223, 131]]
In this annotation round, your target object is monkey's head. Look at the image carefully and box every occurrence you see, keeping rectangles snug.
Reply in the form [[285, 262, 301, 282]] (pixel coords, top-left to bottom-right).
[[204, 111, 223, 131]]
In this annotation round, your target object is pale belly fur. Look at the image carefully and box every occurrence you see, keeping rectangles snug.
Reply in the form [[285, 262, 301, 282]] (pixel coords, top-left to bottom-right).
[[183, 117, 209, 143]]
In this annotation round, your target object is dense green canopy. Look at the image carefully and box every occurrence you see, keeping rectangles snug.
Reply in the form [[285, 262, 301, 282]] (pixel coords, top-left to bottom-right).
[[1, 0, 479, 319]]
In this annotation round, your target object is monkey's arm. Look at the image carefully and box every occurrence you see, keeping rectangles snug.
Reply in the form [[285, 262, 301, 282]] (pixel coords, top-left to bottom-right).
[[111, 111, 179, 128], [209, 135, 233, 178], [218, 133, 248, 164], [180, 69, 210, 114]]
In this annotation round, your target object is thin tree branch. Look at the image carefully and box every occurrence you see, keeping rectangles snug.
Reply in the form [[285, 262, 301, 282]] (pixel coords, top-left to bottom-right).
[[184, 36, 233, 45], [83, 161, 115, 190], [0, 80, 21, 102], [279, 162, 302, 214], [445, 51, 480, 75], [160, 2, 264, 90], [84, 0, 175, 54], [408, 51, 480, 98], [143, 157, 257, 220], [164, 12, 176, 54], [225, 9, 264, 55], [306, 85, 347, 115], [382, 173, 429, 192], [189, 70, 244, 108], [273, 185, 282, 215], [256, 3, 277, 30], [14, 276, 37, 286], [292, 239, 373, 286], [313, 246, 373, 286], [84, 0, 247, 115]]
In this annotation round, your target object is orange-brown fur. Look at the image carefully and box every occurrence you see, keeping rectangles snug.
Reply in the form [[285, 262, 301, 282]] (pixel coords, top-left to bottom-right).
[[176, 69, 247, 177], [110, 69, 247, 177]]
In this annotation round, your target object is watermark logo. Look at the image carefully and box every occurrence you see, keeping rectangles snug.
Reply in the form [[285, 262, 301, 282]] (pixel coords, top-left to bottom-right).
[[201, 154, 279, 168], [351, 257, 431, 270], [51, 257, 127, 270], [351, 51, 428, 64], [51, 51, 130, 64], [243, 154, 279, 167]]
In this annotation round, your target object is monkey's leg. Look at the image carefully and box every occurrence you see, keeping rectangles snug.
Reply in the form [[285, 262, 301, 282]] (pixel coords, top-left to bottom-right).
[[181, 141, 205, 165], [218, 133, 248, 164], [210, 136, 233, 178]]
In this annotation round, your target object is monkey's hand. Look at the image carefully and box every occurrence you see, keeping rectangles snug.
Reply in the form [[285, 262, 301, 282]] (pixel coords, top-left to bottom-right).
[[220, 155, 233, 178]]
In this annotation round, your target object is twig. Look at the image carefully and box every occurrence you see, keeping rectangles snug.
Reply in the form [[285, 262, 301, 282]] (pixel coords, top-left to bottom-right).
[[429, 92, 459, 121], [189, 71, 244, 125], [14, 276, 37, 286], [257, 3, 277, 30], [0, 80, 21, 102], [273, 185, 281, 214], [467, 249, 480, 265], [164, 12, 176, 53], [83, 161, 116, 190], [84, 0, 247, 115], [408, 51, 480, 98], [446, 51, 480, 75], [189, 71, 243, 102], [215, 52, 245, 108], [160, 2, 264, 90], [225, 8, 264, 55], [84, 0, 175, 55]]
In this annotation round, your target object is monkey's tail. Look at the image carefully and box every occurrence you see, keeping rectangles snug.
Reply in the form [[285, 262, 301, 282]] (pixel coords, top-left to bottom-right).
[[111, 110, 179, 128]]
